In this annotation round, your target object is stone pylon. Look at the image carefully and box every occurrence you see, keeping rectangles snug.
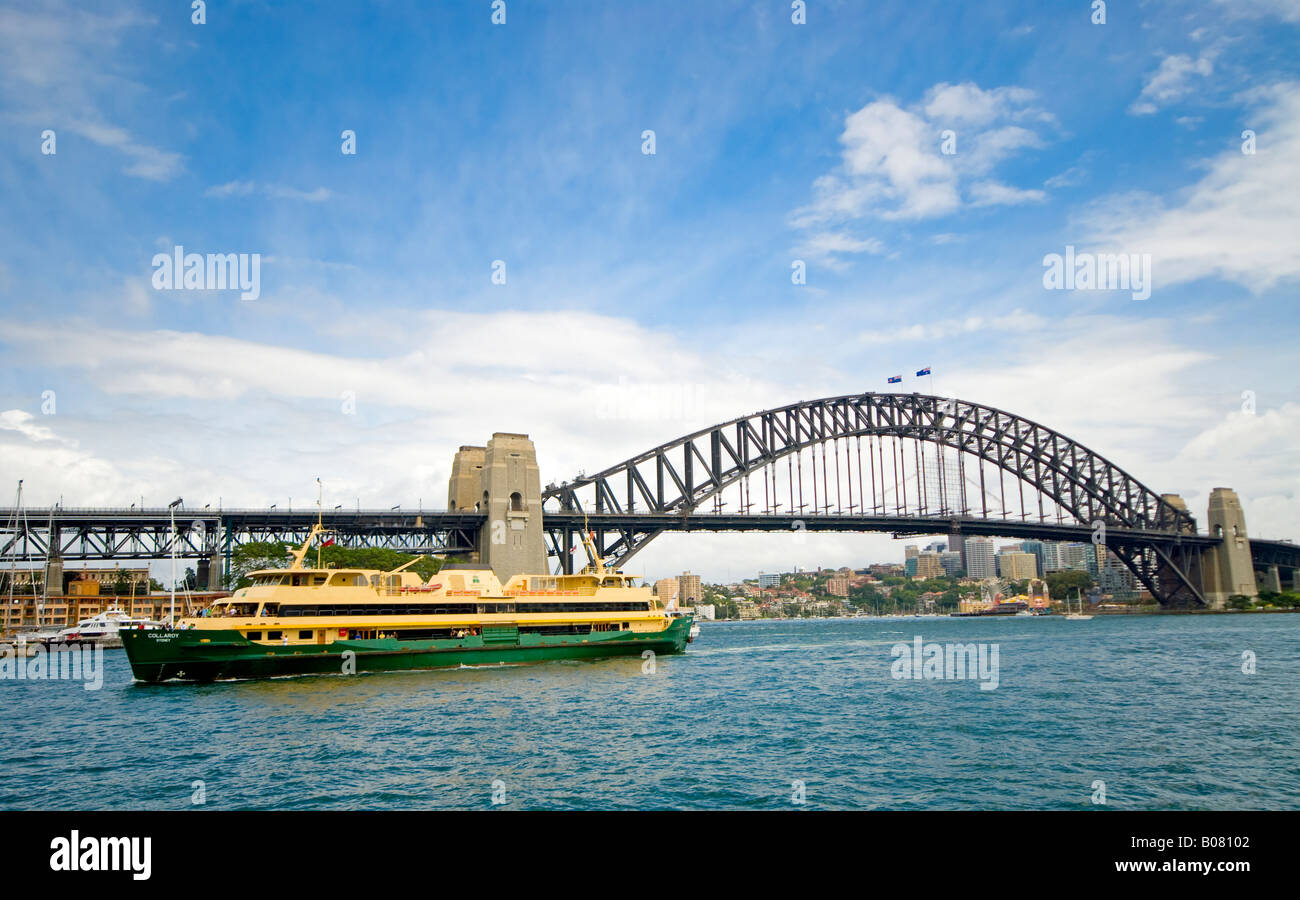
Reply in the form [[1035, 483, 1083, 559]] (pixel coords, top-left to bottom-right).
[[447, 434, 546, 581], [1201, 487, 1257, 608]]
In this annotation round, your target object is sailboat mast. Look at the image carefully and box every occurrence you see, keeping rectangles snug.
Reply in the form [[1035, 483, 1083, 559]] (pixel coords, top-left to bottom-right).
[[316, 478, 323, 570], [6, 480, 20, 610]]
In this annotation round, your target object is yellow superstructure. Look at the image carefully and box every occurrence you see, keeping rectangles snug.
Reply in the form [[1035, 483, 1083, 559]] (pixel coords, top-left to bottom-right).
[[187, 525, 670, 647]]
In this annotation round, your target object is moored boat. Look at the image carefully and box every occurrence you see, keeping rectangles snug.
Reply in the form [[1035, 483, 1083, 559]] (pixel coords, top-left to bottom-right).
[[59, 608, 167, 647]]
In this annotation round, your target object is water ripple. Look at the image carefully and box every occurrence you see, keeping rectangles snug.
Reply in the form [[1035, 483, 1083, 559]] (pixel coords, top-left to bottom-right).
[[0, 615, 1297, 809]]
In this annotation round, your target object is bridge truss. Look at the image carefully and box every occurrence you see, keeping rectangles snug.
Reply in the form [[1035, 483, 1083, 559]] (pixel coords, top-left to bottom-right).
[[541, 393, 1212, 606]]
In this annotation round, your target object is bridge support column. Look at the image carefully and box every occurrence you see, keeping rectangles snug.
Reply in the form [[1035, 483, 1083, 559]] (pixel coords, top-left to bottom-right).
[[1263, 565, 1282, 594], [1201, 487, 1258, 609], [448, 433, 546, 581], [44, 554, 63, 597], [197, 552, 222, 591], [448, 445, 487, 564]]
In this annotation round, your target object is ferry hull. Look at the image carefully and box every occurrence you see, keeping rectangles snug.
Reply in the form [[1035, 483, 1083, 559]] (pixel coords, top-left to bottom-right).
[[121, 618, 692, 683]]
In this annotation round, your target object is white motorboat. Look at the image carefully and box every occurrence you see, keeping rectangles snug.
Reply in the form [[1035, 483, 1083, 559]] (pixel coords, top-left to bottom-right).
[[58, 608, 167, 643]]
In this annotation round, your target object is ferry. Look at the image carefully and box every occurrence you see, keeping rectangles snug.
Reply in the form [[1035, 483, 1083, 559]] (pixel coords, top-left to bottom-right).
[[121, 526, 692, 682]]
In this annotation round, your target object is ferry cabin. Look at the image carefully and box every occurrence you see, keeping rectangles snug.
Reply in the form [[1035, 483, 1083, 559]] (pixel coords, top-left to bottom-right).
[[198, 563, 666, 646]]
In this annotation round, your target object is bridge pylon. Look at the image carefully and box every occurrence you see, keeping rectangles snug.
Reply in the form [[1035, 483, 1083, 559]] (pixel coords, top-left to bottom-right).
[[448, 433, 547, 581], [1200, 487, 1258, 608]]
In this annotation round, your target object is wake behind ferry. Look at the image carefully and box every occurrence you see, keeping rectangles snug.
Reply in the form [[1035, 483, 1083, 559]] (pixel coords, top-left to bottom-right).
[[121, 526, 692, 682]]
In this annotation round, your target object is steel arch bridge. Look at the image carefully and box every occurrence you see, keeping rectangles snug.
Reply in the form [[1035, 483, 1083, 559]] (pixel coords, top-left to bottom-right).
[[540, 392, 1213, 607]]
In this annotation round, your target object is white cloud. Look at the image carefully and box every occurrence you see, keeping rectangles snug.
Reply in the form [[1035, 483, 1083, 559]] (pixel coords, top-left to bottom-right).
[[1129, 53, 1215, 116], [795, 232, 885, 269], [0, 410, 61, 444], [204, 180, 257, 198], [968, 180, 1046, 207], [1086, 81, 1300, 293], [0, 5, 183, 181], [791, 82, 1049, 265], [922, 83, 1037, 128], [1168, 403, 1300, 541], [1210, 0, 1300, 23], [1044, 166, 1088, 189], [205, 181, 332, 202], [857, 310, 1045, 345]]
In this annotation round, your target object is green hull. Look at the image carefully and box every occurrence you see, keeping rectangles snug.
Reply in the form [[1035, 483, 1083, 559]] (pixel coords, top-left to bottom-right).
[[120, 618, 692, 683]]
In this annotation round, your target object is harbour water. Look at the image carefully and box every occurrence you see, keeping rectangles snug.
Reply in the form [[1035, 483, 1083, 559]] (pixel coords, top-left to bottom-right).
[[1, 614, 1296, 810]]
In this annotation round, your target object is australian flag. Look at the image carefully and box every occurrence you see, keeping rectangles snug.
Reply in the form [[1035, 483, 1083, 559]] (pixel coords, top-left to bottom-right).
[[887, 375, 902, 384], [916, 366, 931, 377]]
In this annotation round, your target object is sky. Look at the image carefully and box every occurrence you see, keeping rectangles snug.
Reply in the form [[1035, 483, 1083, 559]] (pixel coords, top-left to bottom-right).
[[0, 0, 1297, 584]]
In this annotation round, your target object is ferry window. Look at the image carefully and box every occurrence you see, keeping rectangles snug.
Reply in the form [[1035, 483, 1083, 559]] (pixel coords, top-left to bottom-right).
[[267, 631, 282, 641], [246, 631, 263, 640], [312, 576, 326, 585], [298, 630, 313, 641]]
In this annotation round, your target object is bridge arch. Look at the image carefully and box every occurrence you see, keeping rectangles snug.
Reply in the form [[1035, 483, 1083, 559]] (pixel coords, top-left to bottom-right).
[[542, 392, 1205, 606]]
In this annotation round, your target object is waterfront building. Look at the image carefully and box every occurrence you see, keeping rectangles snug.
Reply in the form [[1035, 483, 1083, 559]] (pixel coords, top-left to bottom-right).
[[826, 575, 850, 597], [758, 572, 781, 589], [1, 592, 225, 633]]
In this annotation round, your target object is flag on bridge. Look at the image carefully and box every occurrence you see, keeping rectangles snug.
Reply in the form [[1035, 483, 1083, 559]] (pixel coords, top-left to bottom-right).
[[916, 366, 931, 377], [887, 375, 902, 384]]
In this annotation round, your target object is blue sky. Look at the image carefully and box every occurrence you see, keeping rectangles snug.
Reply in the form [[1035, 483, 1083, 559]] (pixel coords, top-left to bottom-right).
[[1, 0, 1297, 582]]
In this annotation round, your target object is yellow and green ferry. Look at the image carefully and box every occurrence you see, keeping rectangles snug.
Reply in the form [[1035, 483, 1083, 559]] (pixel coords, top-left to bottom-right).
[[122, 526, 692, 682]]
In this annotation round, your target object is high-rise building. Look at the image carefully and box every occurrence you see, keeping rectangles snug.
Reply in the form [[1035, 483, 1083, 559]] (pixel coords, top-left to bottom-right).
[[654, 578, 679, 605], [916, 552, 944, 578], [678, 572, 702, 606], [1097, 550, 1135, 593], [1059, 543, 1099, 576], [905, 545, 920, 559], [998, 550, 1038, 581], [939, 551, 963, 577], [1019, 541, 1046, 578], [1041, 542, 1064, 572], [758, 572, 781, 589], [826, 575, 849, 597], [964, 537, 997, 579], [904, 557, 919, 577]]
